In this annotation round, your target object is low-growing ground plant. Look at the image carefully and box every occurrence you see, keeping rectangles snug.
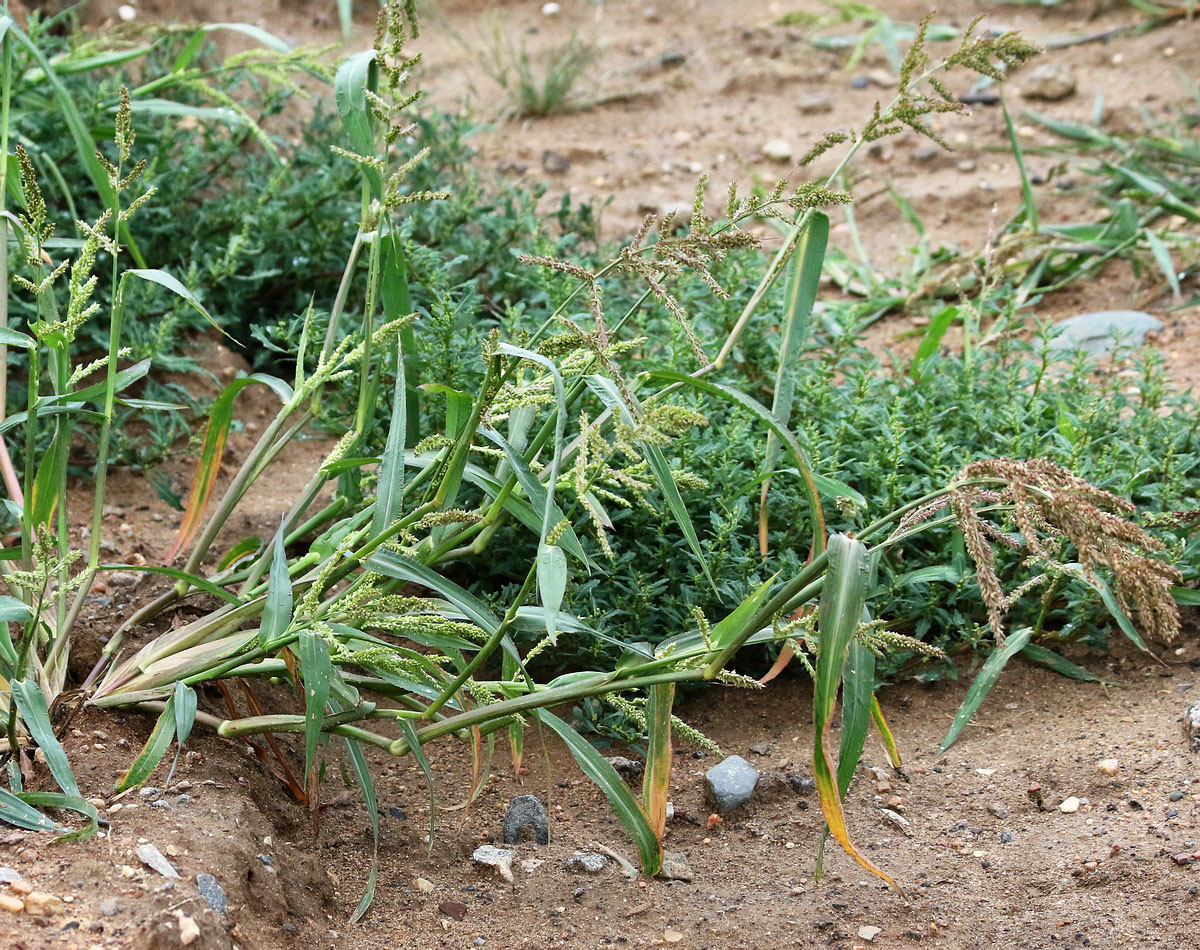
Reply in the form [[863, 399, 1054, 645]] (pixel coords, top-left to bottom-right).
[[0, 2, 1193, 921]]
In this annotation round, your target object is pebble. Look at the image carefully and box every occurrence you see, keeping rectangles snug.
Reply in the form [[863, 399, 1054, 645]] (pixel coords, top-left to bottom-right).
[[797, 92, 833, 115], [541, 150, 570, 174], [859, 925, 882, 941], [195, 874, 228, 916], [748, 741, 771, 756], [117, 5, 137, 22], [658, 851, 694, 882], [1049, 310, 1163, 358], [541, 2, 560, 14], [415, 878, 435, 893], [24, 892, 64, 916], [987, 803, 1009, 819], [866, 69, 896, 88], [503, 795, 550, 846], [138, 787, 162, 799], [566, 851, 608, 874], [1170, 790, 1184, 802], [850, 76, 870, 89], [956, 159, 977, 173], [0, 868, 21, 884], [175, 911, 200, 945], [1021, 64, 1076, 101], [99, 898, 118, 917], [760, 139, 793, 163], [1000, 830, 1015, 844], [0, 893, 22, 913], [136, 844, 179, 879], [913, 146, 940, 163], [472, 846, 514, 883], [439, 900, 468, 921], [1185, 701, 1200, 750], [659, 49, 687, 68], [705, 755, 760, 814], [1098, 759, 1120, 776], [1059, 797, 1081, 814]]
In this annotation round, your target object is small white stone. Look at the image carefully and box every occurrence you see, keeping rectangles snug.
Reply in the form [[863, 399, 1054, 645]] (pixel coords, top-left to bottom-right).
[[760, 139, 793, 163], [1097, 759, 1119, 776], [541, 2, 561, 14], [117, 4, 137, 21], [1059, 796, 1081, 814]]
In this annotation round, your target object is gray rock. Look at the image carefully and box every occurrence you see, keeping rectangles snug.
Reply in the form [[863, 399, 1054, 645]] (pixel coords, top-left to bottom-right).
[[195, 873, 228, 916], [99, 898, 119, 917], [604, 756, 645, 782], [1000, 829, 1015, 844], [472, 845, 514, 882], [1185, 700, 1200, 751], [136, 844, 179, 879], [566, 851, 608, 874], [658, 851, 694, 882], [503, 795, 549, 846], [659, 49, 686, 68], [704, 755, 760, 814], [138, 786, 162, 798], [797, 92, 833, 115], [149, 799, 171, 810], [0, 867, 19, 884], [541, 150, 570, 174], [258, 853, 274, 868], [748, 741, 771, 756], [1021, 64, 1076, 102], [1049, 310, 1163, 357], [987, 803, 1009, 819]]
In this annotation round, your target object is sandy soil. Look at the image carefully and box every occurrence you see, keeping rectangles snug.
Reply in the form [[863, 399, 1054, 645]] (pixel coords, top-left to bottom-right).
[[1, 1, 1198, 948]]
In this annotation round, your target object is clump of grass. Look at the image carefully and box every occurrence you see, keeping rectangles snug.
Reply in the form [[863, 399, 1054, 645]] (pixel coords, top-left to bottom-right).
[[482, 29, 603, 118]]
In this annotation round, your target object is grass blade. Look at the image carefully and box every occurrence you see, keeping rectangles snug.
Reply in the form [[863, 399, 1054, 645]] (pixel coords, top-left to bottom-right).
[[371, 345, 407, 536], [165, 375, 292, 562], [909, 305, 958, 382], [641, 682, 674, 842], [1019, 642, 1107, 683], [536, 543, 567, 642], [341, 733, 379, 923], [298, 632, 332, 783], [115, 696, 177, 792], [398, 719, 437, 855], [11, 680, 78, 796], [869, 696, 902, 768], [0, 786, 61, 833], [259, 522, 293, 646], [940, 626, 1033, 751], [812, 535, 898, 890], [538, 708, 662, 875]]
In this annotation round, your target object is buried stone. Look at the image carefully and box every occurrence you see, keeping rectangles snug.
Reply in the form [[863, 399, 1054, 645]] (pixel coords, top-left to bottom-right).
[[504, 795, 550, 846], [704, 755, 760, 814], [195, 874, 228, 916], [1048, 311, 1163, 358]]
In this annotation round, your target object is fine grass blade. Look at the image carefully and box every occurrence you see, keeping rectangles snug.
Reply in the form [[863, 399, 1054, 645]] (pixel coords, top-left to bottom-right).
[[641, 682, 674, 842], [836, 638, 874, 794], [940, 626, 1033, 751], [536, 543, 567, 643], [1002, 101, 1038, 232], [11, 680, 79, 796], [538, 708, 662, 875], [342, 732, 379, 923], [812, 535, 898, 891], [398, 719, 438, 855]]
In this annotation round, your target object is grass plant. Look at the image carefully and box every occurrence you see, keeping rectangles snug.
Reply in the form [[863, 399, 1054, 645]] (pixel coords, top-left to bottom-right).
[[0, 3, 1193, 921]]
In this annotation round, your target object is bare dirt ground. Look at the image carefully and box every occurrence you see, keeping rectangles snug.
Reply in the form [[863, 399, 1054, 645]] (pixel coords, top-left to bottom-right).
[[2, 1, 1199, 948]]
